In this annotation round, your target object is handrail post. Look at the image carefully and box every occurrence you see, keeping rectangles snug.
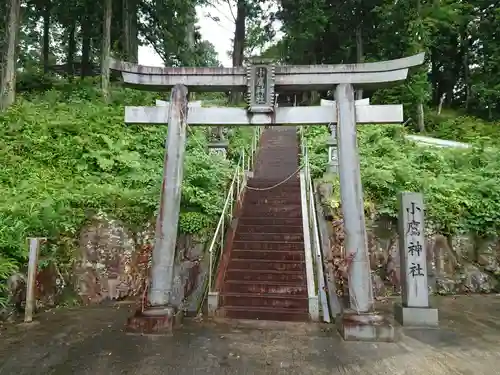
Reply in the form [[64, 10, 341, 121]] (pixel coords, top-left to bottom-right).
[[206, 153, 243, 316]]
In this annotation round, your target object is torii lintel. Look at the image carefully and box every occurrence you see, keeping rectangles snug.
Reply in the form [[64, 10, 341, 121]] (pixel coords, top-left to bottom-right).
[[110, 53, 425, 92]]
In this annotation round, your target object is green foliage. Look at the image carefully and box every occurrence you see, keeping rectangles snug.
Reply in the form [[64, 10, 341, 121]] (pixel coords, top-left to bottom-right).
[[0, 256, 18, 308], [277, 0, 500, 120], [425, 110, 500, 146], [227, 127, 254, 164], [0, 83, 243, 306], [306, 122, 500, 238]]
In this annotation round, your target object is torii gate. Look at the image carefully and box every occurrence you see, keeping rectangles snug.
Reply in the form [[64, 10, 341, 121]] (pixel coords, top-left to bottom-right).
[[111, 54, 424, 337]]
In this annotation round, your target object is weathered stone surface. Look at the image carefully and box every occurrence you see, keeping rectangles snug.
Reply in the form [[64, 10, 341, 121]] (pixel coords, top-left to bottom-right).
[[3, 214, 210, 320], [76, 214, 139, 304], [317, 182, 500, 301]]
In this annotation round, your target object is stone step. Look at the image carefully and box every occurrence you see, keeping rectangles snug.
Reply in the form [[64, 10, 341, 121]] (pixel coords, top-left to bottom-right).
[[255, 158, 298, 165], [227, 259, 305, 272], [253, 174, 300, 181], [223, 306, 309, 322], [231, 249, 304, 261], [257, 148, 298, 152], [218, 126, 309, 323], [236, 224, 303, 234], [225, 269, 305, 283], [243, 196, 301, 205], [259, 140, 298, 145], [254, 163, 299, 169], [241, 204, 302, 217], [258, 137, 297, 140], [238, 217, 303, 226], [221, 292, 308, 310], [245, 186, 301, 194], [232, 241, 304, 251], [234, 232, 304, 242], [243, 190, 302, 200], [256, 156, 298, 160], [224, 280, 307, 295], [247, 179, 300, 187]]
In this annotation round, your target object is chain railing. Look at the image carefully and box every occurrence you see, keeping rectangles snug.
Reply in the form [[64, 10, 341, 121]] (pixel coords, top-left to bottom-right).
[[202, 126, 261, 315], [299, 126, 331, 322]]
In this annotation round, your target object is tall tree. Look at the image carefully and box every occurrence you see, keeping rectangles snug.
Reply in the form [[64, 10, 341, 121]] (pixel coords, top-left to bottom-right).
[[102, 0, 112, 102], [0, 0, 21, 110]]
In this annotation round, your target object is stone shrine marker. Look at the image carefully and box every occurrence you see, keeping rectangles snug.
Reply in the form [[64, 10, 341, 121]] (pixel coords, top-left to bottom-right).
[[111, 54, 425, 340], [395, 192, 439, 327]]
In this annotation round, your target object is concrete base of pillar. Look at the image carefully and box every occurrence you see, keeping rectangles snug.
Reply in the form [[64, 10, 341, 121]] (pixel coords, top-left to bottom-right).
[[394, 303, 439, 327], [207, 291, 219, 316], [126, 306, 183, 335], [308, 295, 319, 321], [336, 310, 398, 342]]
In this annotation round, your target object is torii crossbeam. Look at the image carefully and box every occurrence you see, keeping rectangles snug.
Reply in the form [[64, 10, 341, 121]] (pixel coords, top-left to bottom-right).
[[111, 54, 425, 339]]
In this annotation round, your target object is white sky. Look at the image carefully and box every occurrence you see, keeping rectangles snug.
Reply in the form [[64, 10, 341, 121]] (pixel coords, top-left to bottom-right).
[[139, 4, 236, 67], [138, 3, 280, 68]]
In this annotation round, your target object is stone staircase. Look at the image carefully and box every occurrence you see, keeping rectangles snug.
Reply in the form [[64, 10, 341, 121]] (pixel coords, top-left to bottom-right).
[[218, 126, 309, 322]]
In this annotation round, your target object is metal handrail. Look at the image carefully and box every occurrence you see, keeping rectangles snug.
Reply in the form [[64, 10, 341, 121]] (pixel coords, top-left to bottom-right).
[[205, 126, 261, 296], [299, 126, 331, 322]]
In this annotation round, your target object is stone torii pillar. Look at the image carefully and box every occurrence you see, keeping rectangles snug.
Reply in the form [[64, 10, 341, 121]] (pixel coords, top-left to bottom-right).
[[321, 98, 370, 174], [125, 85, 190, 334], [111, 53, 424, 338]]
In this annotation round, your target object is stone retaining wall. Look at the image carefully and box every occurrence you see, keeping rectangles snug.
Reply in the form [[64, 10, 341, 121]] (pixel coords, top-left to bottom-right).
[[318, 182, 500, 298], [4, 214, 210, 319]]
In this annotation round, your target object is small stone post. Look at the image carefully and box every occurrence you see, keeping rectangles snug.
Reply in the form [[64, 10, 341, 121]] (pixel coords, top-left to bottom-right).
[[394, 192, 439, 327], [127, 84, 189, 334], [24, 237, 45, 323]]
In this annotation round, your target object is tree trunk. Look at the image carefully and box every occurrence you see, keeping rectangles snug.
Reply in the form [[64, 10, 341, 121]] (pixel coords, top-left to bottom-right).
[[415, 0, 425, 132], [81, 17, 92, 79], [184, 12, 195, 65], [130, 6, 138, 62], [230, 0, 246, 104], [461, 29, 471, 110], [437, 93, 445, 115], [0, 0, 21, 111], [67, 22, 76, 79], [123, 0, 138, 62], [417, 102, 425, 132], [102, 0, 112, 103], [355, 24, 363, 100], [430, 47, 439, 106], [42, 1, 51, 73]]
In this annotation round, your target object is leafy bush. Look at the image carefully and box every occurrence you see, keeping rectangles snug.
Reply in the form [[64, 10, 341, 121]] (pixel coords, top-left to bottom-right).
[[0, 84, 243, 306], [425, 110, 500, 147], [306, 122, 500, 237]]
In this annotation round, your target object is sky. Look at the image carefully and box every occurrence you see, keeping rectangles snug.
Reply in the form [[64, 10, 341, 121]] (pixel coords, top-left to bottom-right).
[[138, 4, 237, 67]]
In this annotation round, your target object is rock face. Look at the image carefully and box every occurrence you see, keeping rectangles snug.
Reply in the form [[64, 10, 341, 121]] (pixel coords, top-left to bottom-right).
[[76, 214, 141, 304], [5, 214, 210, 317], [317, 182, 500, 299]]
